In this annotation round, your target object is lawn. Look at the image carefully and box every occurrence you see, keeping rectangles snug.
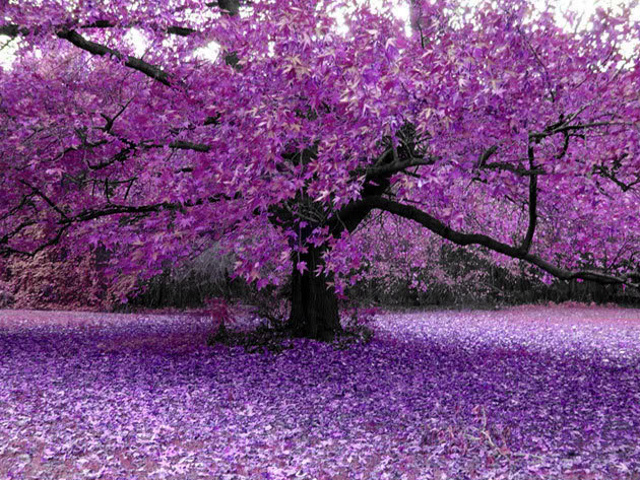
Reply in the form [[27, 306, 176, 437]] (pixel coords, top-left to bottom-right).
[[1, 306, 639, 479]]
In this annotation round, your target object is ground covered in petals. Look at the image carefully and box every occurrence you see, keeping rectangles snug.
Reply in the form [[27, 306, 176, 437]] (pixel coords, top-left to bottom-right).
[[1, 306, 639, 479]]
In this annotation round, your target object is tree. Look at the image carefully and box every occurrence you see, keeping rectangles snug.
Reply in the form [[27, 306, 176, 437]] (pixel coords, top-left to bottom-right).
[[1, 0, 639, 339]]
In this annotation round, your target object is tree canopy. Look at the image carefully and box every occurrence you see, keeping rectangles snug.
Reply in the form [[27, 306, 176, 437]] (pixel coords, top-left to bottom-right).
[[1, 0, 639, 312]]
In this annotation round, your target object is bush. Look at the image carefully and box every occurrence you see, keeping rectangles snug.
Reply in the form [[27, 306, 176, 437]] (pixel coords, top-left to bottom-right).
[[0, 286, 15, 308], [1, 248, 107, 310], [332, 306, 377, 348], [204, 297, 234, 343]]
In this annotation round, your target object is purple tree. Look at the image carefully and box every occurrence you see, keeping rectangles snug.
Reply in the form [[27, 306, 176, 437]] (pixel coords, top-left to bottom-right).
[[1, 0, 639, 338]]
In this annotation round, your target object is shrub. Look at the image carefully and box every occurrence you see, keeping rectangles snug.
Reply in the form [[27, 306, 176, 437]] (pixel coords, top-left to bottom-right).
[[0, 284, 15, 308], [204, 297, 235, 344], [336, 306, 378, 347]]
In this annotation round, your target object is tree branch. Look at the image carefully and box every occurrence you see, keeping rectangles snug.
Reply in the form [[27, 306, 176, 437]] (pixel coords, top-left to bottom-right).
[[481, 161, 545, 176], [517, 26, 556, 103], [0, 25, 29, 37], [2, 25, 177, 86], [55, 29, 172, 86], [18, 181, 70, 220], [476, 144, 545, 176], [0, 191, 231, 257], [168, 140, 211, 152], [366, 156, 436, 177], [593, 157, 640, 192], [1, 0, 242, 39], [531, 121, 632, 140], [352, 196, 639, 288], [477, 145, 498, 167]]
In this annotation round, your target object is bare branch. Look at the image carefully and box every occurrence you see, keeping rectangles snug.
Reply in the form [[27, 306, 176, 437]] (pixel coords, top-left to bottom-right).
[[0, 190, 232, 257], [99, 98, 135, 133], [4, 21, 199, 38]]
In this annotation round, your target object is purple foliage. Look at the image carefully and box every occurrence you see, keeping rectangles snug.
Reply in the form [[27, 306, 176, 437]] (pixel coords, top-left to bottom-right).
[[2, 0, 640, 294], [1, 307, 639, 479]]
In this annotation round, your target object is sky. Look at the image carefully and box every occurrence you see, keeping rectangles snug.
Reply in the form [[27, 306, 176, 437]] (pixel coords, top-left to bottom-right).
[[1, 0, 638, 67]]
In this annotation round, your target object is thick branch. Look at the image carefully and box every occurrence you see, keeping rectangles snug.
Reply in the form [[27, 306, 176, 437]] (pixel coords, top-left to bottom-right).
[[84, 21, 197, 37], [72, 202, 180, 222], [168, 140, 211, 152], [0, 25, 29, 37], [56, 30, 172, 86], [354, 196, 639, 288], [2, 25, 175, 86], [366, 156, 436, 177], [70, 193, 231, 223]]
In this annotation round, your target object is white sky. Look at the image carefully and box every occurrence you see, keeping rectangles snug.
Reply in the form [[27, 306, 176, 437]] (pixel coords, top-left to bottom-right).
[[1, 0, 638, 67]]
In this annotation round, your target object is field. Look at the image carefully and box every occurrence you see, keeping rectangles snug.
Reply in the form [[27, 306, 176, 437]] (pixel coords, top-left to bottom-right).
[[1, 306, 639, 479]]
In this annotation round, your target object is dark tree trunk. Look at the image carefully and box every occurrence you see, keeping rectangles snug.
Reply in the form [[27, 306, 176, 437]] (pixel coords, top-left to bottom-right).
[[288, 245, 341, 341]]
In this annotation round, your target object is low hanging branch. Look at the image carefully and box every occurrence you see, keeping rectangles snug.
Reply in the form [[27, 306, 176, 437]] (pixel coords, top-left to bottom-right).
[[0, 192, 235, 257], [352, 196, 639, 289]]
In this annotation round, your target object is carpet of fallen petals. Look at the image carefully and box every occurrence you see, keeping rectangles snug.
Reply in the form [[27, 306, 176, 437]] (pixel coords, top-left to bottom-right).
[[1, 306, 639, 479]]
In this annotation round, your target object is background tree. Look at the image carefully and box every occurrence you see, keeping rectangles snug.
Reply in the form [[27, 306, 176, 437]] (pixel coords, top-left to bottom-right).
[[1, 0, 639, 339]]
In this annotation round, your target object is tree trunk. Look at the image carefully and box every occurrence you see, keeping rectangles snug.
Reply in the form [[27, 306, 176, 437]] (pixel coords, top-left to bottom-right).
[[288, 245, 341, 341]]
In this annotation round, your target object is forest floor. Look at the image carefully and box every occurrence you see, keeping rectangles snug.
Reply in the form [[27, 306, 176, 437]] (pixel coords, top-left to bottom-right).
[[0, 306, 639, 479]]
